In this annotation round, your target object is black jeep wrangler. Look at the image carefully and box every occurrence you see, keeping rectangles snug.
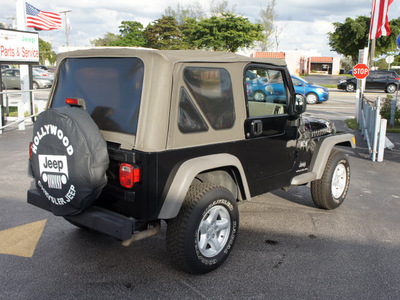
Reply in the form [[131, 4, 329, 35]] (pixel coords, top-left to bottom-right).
[[28, 49, 355, 274]]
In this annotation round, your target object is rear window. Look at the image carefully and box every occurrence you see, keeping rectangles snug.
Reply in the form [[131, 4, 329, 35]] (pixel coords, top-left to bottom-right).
[[52, 58, 144, 135]]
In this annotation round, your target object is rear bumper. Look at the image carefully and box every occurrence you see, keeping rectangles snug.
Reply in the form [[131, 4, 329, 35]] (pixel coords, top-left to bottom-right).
[[27, 188, 137, 240]]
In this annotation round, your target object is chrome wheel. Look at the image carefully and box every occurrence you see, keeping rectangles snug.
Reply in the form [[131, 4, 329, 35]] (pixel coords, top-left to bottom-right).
[[331, 162, 347, 200], [197, 204, 231, 257], [253, 91, 265, 102], [386, 84, 396, 94], [346, 83, 355, 92], [306, 93, 318, 104]]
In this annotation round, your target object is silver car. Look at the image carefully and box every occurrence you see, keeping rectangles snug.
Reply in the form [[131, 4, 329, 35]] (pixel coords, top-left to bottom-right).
[[1, 68, 53, 90]]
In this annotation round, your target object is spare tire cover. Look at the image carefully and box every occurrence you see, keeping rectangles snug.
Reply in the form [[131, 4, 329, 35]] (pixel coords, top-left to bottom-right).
[[30, 106, 109, 216]]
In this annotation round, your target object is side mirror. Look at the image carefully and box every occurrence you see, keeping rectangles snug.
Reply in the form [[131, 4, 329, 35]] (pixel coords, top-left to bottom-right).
[[294, 94, 306, 114]]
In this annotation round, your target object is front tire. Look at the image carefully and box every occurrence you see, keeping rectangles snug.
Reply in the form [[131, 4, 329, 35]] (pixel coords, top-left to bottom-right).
[[310, 149, 350, 210], [306, 92, 318, 104], [346, 83, 355, 92], [166, 183, 239, 274]]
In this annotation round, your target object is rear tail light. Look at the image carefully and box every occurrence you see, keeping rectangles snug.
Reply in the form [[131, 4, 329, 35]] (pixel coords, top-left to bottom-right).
[[119, 163, 140, 188], [65, 98, 86, 110], [395, 77, 400, 81], [65, 98, 79, 106]]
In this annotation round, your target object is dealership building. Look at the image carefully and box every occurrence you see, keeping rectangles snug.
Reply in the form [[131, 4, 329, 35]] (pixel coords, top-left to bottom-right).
[[251, 51, 341, 76]]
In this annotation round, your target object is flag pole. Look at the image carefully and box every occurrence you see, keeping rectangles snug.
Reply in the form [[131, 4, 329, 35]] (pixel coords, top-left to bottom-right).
[[15, 0, 32, 116], [367, 0, 374, 68], [15, 0, 27, 30]]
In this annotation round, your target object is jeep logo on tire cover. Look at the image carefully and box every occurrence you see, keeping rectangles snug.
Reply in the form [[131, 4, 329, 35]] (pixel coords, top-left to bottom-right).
[[38, 155, 69, 190]]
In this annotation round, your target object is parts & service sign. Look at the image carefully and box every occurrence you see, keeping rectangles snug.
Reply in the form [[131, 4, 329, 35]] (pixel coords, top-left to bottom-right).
[[0, 29, 39, 63]]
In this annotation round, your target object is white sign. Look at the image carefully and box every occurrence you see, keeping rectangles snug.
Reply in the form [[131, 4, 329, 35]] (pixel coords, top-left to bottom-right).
[[0, 29, 39, 63], [386, 55, 394, 64]]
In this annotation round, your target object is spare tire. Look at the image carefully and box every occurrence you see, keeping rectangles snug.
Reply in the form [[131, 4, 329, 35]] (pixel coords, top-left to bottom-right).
[[30, 106, 109, 216]]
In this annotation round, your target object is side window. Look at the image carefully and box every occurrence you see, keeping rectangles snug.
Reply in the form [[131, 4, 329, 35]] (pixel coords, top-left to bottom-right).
[[292, 77, 302, 86], [245, 67, 288, 117], [178, 87, 209, 133], [369, 72, 378, 78], [183, 67, 235, 130]]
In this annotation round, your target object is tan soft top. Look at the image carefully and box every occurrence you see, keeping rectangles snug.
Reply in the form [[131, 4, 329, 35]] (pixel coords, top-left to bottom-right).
[[53, 48, 287, 151], [56, 47, 286, 67]]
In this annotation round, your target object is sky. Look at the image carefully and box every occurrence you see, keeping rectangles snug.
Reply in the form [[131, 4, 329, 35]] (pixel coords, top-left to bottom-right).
[[1, 0, 400, 57]]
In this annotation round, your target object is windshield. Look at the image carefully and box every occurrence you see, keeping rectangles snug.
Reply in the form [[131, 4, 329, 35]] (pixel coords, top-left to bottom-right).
[[52, 57, 144, 135]]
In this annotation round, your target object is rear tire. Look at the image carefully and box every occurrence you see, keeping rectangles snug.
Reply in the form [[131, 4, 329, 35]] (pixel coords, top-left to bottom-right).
[[386, 83, 396, 94], [253, 90, 266, 102], [311, 149, 350, 210], [166, 183, 239, 274]]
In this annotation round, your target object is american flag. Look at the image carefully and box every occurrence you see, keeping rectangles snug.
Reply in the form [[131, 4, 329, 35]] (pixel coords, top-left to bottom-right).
[[369, 0, 394, 40], [26, 2, 62, 31]]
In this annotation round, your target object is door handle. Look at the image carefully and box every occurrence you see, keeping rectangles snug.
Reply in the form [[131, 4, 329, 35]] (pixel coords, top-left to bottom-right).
[[251, 120, 263, 136]]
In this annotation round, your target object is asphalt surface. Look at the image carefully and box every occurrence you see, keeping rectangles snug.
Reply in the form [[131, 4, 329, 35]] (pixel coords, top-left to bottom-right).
[[0, 89, 400, 299], [305, 74, 348, 85]]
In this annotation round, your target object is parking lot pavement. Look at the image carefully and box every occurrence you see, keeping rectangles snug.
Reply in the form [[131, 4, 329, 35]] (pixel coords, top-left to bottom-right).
[[1, 120, 400, 298]]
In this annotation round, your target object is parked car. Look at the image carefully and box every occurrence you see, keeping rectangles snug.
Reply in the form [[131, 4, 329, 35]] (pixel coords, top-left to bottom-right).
[[1, 68, 53, 90], [28, 49, 355, 274], [33, 65, 47, 70], [291, 75, 329, 104], [337, 70, 400, 93], [33, 67, 54, 80], [246, 73, 328, 104]]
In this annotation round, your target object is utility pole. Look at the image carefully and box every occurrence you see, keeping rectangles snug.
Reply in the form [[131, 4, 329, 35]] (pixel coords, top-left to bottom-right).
[[60, 10, 72, 48], [6, 16, 16, 29]]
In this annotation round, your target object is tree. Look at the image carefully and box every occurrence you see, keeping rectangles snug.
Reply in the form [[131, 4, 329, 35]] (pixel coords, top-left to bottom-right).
[[257, 0, 277, 51], [328, 16, 400, 64], [209, 0, 236, 15], [340, 56, 353, 72], [90, 32, 120, 46], [182, 13, 264, 52], [144, 16, 182, 50], [109, 21, 147, 47], [39, 38, 56, 65], [164, 1, 205, 24]]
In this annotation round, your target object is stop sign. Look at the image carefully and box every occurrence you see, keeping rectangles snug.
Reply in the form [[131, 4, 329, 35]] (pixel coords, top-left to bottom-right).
[[353, 63, 369, 79]]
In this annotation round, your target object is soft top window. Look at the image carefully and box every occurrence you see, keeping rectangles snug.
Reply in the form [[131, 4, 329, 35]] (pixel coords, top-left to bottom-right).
[[183, 67, 235, 130], [52, 57, 144, 135]]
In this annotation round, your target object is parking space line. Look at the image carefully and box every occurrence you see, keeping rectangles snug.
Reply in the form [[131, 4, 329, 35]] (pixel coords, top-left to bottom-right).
[[0, 219, 47, 258]]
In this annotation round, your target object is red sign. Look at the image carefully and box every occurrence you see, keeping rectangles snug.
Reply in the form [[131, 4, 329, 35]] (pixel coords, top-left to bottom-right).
[[353, 63, 369, 79]]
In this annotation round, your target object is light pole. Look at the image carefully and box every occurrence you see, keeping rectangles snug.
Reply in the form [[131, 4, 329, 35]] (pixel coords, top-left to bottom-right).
[[60, 10, 72, 48]]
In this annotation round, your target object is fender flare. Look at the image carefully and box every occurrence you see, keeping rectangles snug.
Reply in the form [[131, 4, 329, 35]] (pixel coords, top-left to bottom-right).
[[158, 153, 251, 219], [291, 133, 356, 185]]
